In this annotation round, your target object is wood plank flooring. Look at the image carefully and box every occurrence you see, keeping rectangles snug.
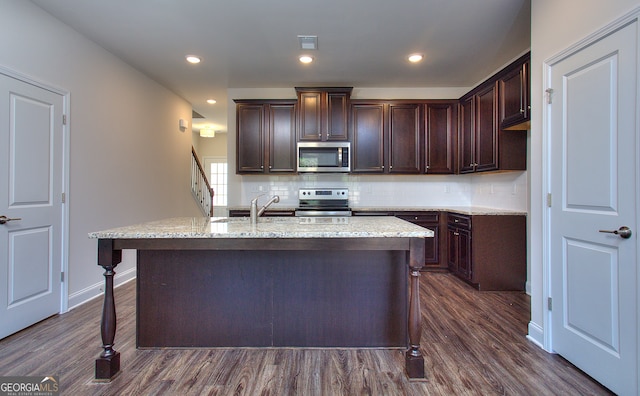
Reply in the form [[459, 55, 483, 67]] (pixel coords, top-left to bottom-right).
[[0, 272, 613, 395]]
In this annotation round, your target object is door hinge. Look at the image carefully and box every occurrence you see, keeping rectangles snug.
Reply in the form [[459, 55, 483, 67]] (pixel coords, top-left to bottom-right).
[[61, 192, 66, 203], [61, 272, 65, 282], [547, 193, 552, 207], [62, 114, 67, 125], [547, 297, 552, 311], [545, 88, 554, 104]]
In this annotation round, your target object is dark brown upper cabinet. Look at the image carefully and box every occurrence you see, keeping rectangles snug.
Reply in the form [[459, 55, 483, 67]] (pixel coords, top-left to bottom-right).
[[351, 101, 422, 174], [295, 87, 352, 141], [425, 102, 458, 174], [459, 83, 499, 173], [351, 102, 385, 173], [499, 53, 530, 130], [388, 102, 422, 174], [235, 99, 297, 174], [352, 100, 458, 175], [459, 52, 529, 173]]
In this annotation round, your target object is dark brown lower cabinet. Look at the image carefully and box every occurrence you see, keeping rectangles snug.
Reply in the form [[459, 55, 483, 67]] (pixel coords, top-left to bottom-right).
[[447, 213, 526, 291], [352, 210, 445, 271], [394, 212, 447, 271]]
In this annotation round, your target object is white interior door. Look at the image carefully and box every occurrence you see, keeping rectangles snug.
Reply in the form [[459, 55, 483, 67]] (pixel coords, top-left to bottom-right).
[[0, 73, 64, 339], [547, 19, 638, 395]]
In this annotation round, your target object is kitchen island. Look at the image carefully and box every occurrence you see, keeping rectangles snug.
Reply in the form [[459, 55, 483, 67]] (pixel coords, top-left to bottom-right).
[[89, 216, 432, 381]]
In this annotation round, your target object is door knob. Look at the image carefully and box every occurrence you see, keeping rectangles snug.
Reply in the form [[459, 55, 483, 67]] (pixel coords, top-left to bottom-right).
[[599, 226, 632, 239], [0, 215, 22, 225]]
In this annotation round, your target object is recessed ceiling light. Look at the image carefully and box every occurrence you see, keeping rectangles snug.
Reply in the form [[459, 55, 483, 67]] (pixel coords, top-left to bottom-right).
[[408, 53, 424, 63], [206, 99, 217, 104], [186, 55, 201, 64], [299, 55, 313, 64]]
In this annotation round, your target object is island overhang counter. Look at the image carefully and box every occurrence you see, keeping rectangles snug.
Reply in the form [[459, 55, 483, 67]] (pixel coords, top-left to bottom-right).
[[89, 216, 433, 381]]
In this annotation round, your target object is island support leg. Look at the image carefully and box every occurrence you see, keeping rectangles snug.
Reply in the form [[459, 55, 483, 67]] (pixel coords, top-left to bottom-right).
[[95, 239, 122, 381], [406, 237, 425, 379]]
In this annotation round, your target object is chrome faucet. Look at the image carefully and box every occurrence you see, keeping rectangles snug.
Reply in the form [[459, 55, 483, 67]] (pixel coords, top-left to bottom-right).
[[250, 194, 280, 224]]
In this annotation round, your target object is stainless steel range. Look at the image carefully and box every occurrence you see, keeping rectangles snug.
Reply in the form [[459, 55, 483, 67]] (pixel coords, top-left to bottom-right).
[[295, 188, 351, 217]]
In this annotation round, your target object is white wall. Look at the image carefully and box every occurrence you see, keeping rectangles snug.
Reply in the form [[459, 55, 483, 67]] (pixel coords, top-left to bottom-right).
[[528, 0, 640, 347], [226, 87, 528, 212], [0, 0, 201, 309]]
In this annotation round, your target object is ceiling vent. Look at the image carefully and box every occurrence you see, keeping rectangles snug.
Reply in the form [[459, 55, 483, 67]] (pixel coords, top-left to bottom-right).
[[298, 35, 318, 50]]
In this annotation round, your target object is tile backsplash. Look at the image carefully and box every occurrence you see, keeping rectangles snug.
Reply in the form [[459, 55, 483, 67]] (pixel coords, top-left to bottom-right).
[[233, 171, 527, 212]]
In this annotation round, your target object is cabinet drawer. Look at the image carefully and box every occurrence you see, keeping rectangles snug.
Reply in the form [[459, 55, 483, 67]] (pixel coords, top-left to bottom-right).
[[395, 212, 439, 223], [447, 213, 471, 228]]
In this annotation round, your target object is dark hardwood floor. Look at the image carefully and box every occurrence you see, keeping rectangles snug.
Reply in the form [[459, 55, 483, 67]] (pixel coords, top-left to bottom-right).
[[0, 272, 613, 395]]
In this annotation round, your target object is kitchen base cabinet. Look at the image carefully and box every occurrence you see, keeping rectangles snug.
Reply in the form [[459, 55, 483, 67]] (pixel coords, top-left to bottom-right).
[[355, 210, 446, 271], [447, 213, 526, 291], [394, 212, 447, 271]]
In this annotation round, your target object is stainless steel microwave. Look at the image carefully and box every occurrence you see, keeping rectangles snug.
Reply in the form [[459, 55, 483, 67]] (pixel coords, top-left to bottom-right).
[[297, 142, 351, 173]]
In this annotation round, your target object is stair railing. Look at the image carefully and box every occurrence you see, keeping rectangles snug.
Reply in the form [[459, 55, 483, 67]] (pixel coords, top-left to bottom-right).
[[191, 147, 214, 216]]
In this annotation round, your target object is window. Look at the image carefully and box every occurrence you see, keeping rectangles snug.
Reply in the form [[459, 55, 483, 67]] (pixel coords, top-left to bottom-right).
[[208, 159, 228, 207]]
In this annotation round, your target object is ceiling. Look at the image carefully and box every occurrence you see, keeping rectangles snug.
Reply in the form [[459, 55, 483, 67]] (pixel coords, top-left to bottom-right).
[[31, 0, 531, 133]]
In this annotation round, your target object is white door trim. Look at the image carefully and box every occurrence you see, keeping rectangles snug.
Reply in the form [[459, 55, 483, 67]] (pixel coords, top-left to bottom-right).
[[0, 64, 70, 313], [542, 3, 640, 381]]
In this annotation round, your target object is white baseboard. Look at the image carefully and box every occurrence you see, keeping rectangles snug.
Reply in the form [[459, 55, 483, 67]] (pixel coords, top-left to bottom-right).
[[67, 267, 136, 311], [527, 321, 545, 349]]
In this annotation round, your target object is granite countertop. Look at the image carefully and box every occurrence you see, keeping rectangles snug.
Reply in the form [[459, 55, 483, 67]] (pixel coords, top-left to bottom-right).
[[88, 216, 434, 240], [227, 206, 527, 216]]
